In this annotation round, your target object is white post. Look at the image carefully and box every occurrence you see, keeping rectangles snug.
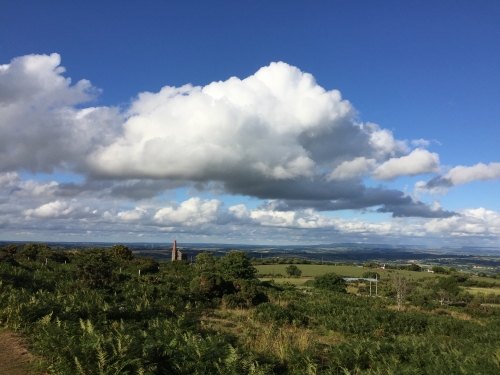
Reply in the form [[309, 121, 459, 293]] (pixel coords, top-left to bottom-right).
[[138, 269, 141, 276]]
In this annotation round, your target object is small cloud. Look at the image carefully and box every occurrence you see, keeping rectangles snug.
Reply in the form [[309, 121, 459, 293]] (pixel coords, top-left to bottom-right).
[[417, 162, 500, 194], [411, 139, 430, 147], [372, 149, 440, 181], [328, 157, 377, 181]]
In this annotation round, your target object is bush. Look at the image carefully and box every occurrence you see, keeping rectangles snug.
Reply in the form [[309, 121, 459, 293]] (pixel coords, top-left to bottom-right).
[[252, 302, 308, 326], [432, 266, 447, 274], [0, 250, 18, 266], [110, 244, 134, 260], [313, 273, 347, 293], [19, 243, 50, 261], [285, 264, 302, 277], [398, 264, 422, 272], [75, 249, 117, 288], [216, 251, 257, 280]]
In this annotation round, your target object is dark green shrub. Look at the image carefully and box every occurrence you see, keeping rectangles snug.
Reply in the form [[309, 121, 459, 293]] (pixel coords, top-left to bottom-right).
[[313, 272, 347, 293], [19, 243, 50, 261], [75, 249, 116, 289], [432, 266, 447, 274], [110, 244, 134, 260], [0, 250, 18, 266], [216, 251, 256, 280], [285, 264, 302, 277], [190, 274, 233, 299], [132, 257, 159, 274], [233, 279, 268, 306]]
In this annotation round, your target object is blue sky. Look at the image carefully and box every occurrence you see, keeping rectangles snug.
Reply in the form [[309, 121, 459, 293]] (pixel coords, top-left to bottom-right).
[[1, 1, 499, 245]]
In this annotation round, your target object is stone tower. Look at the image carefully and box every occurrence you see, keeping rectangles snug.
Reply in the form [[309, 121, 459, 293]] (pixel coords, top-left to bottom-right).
[[172, 240, 187, 261]]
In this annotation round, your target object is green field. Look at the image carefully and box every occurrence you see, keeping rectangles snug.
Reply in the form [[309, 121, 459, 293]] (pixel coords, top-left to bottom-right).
[[470, 276, 500, 285], [465, 286, 500, 295], [255, 264, 435, 280], [260, 277, 312, 286]]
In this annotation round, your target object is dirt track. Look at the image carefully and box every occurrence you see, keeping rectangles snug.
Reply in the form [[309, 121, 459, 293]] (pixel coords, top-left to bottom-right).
[[0, 330, 40, 375]]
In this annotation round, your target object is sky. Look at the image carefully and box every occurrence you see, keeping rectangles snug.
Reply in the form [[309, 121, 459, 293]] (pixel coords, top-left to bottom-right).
[[1, 1, 499, 246]]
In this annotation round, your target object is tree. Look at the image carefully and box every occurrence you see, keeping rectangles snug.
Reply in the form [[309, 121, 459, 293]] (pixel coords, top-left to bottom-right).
[[313, 273, 346, 293], [432, 266, 446, 274], [110, 244, 134, 260], [195, 252, 217, 274], [0, 245, 18, 266], [2, 244, 18, 255], [432, 276, 460, 305], [19, 242, 50, 261], [392, 274, 410, 311], [216, 251, 256, 281], [398, 264, 422, 272], [285, 264, 302, 277]]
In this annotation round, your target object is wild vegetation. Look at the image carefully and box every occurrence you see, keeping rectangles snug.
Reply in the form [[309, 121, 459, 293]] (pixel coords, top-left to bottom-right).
[[1, 243, 500, 374]]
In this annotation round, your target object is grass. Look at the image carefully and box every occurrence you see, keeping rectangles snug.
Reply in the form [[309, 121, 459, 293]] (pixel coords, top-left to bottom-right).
[[465, 286, 500, 295], [470, 276, 500, 285], [256, 264, 436, 280], [260, 277, 312, 286], [201, 308, 343, 363]]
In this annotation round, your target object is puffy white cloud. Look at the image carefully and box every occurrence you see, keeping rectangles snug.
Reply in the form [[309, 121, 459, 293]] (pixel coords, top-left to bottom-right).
[[117, 208, 148, 222], [229, 203, 334, 228], [328, 157, 377, 180], [424, 208, 500, 236], [0, 53, 122, 173], [367, 123, 408, 159], [417, 162, 500, 194], [445, 162, 500, 185], [372, 148, 440, 181], [154, 197, 222, 226], [0, 53, 93, 106], [24, 200, 84, 218], [87, 62, 406, 185]]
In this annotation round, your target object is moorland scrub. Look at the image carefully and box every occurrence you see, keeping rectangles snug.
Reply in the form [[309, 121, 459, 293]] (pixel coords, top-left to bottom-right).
[[1, 243, 500, 374]]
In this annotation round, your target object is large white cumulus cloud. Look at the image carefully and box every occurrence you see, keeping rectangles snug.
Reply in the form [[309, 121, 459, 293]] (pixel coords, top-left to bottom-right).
[[87, 62, 408, 182], [0, 53, 434, 189]]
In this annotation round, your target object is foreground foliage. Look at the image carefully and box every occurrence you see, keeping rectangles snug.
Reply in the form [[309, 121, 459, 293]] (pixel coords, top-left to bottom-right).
[[0, 244, 500, 374]]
